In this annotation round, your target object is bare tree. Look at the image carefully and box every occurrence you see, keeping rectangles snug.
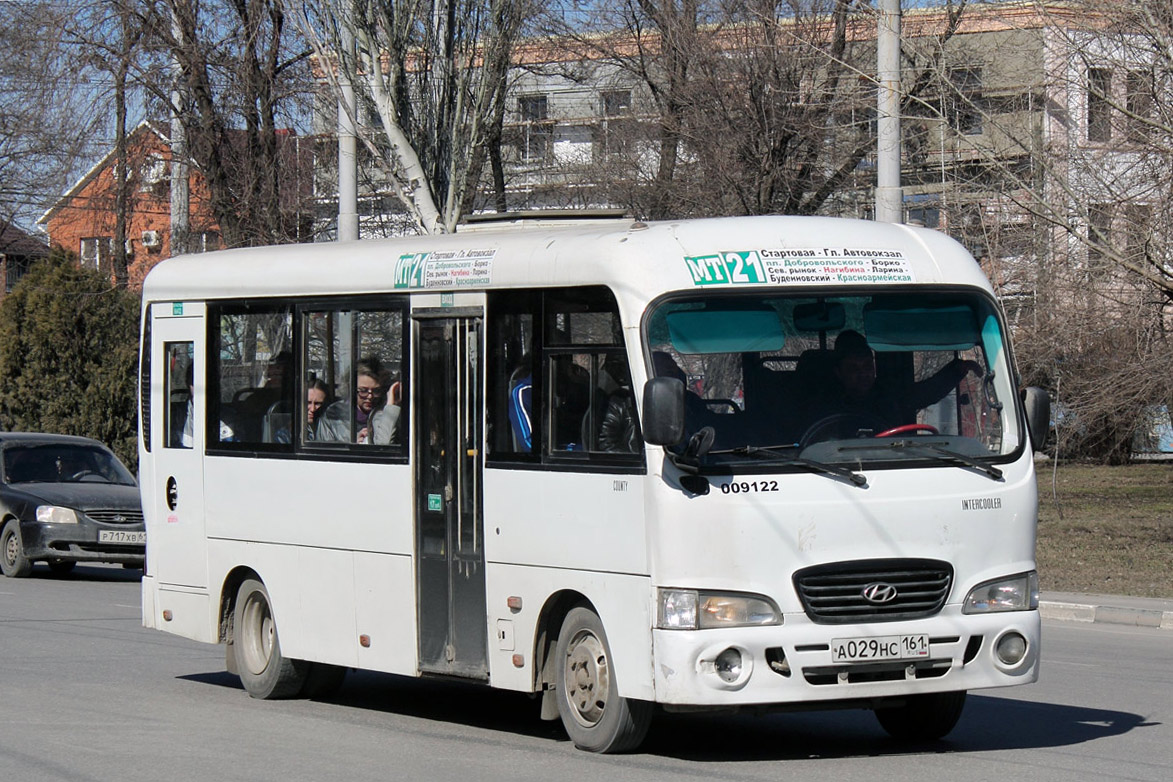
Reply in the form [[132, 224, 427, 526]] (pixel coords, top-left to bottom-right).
[[536, 1, 969, 220], [297, 0, 526, 234], [0, 2, 109, 233], [115, 0, 317, 248]]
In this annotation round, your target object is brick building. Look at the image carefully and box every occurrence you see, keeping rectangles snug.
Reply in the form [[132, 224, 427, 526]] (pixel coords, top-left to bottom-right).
[[38, 121, 221, 289]]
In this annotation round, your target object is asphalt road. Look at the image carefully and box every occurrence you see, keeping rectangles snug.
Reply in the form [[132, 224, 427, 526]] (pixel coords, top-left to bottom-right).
[[1, 564, 1171, 782]]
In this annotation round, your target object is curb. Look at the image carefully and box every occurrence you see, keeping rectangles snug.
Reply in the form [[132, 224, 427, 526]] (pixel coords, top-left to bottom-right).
[[1039, 599, 1173, 630]]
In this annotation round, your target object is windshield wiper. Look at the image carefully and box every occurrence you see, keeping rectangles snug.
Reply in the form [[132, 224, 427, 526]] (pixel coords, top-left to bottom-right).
[[714, 444, 868, 487], [838, 439, 1003, 481]]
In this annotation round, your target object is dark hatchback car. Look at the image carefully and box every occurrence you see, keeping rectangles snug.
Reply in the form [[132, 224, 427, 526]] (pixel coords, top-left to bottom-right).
[[0, 433, 144, 578]]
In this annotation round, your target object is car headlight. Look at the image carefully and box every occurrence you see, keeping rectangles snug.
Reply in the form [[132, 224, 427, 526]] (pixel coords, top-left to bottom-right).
[[657, 588, 781, 629], [962, 572, 1039, 613], [36, 506, 79, 524]]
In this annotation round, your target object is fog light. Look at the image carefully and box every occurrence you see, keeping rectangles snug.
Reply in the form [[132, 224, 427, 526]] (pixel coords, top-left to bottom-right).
[[995, 632, 1027, 665], [714, 648, 743, 683]]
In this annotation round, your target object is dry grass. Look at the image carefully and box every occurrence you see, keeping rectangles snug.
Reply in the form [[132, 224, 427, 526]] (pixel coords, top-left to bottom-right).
[[1035, 461, 1173, 598]]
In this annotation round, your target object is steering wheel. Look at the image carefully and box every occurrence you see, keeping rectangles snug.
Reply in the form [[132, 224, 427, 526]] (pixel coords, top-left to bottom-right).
[[875, 423, 939, 438], [69, 470, 98, 481], [799, 413, 887, 449]]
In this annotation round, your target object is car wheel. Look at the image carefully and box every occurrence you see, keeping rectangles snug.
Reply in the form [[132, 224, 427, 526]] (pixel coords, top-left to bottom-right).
[[875, 690, 967, 740], [47, 560, 76, 576], [554, 605, 652, 753], [232, 578, 307, 699], [0, 520, 33, 578]]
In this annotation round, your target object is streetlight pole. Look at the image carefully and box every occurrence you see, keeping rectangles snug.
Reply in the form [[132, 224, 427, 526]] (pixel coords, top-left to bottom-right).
[[875, 0, 903, 223]]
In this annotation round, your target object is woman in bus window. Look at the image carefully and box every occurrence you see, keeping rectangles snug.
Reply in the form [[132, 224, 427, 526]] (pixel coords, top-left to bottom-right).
[[318, 357, 400, 444]]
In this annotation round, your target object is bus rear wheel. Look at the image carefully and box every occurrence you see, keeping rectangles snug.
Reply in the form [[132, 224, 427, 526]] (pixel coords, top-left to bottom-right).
[[555, 606, 652, 753], [233, 578, 307, 699], [875, 690, 967, 740]]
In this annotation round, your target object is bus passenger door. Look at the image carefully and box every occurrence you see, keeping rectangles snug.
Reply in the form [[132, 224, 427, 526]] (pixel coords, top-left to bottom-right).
[[148, 303, 207, 589], [414, 313, 487, 679]]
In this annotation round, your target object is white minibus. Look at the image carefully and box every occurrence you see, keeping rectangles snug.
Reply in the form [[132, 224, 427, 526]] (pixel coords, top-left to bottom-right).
[[139, 214, 1049, 752]]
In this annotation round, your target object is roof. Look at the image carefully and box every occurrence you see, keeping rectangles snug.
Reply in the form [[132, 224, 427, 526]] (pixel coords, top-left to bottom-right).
[[0, 432, 109, 448], [0, 222, 49, 259], [141, 215, 994, 308]]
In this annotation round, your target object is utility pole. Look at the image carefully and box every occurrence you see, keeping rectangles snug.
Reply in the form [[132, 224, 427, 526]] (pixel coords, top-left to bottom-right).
[[875, 0, 903, 223], [337, 17, 359, 242], [170, 5, 190, 256]]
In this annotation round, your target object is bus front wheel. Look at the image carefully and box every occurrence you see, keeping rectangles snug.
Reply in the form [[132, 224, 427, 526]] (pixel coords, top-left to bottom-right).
[[875, 690, 967, 740], [233, 578, 307, 699], [555, 606, 652, 753]]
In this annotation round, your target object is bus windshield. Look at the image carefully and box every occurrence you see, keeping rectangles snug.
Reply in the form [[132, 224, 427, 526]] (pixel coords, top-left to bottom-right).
[[646, 290, 1020, 472]]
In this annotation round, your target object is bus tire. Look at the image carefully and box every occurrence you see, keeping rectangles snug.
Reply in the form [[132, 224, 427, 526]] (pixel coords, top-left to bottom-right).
[[875, 690, 967, 740], [555, 606, 652, 753], [233, 578, 307, 699], [1, 520, 32, 578]]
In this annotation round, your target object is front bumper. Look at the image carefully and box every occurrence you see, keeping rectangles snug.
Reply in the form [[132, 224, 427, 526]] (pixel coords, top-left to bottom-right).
[[652, 606, 1039, 707], [20, 519, 145, 565]]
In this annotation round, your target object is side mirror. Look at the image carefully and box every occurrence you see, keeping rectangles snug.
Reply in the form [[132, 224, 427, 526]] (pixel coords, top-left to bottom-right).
[[642, 376, 685, 446], [1023, 386, 1051, 449]]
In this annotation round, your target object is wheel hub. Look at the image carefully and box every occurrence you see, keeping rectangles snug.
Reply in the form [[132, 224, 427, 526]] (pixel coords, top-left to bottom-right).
[[564, 631, 609, 727]]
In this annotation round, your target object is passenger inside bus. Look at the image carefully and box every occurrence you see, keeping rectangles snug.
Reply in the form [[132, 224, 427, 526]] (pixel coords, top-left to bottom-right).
[[592, 358, 639, 453], [272, 379, 330, 444], [318, 357, 400, 444], [803, 329, 982, 440]]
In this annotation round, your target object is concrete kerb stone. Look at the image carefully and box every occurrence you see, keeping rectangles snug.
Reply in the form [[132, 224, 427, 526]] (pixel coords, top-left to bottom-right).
[[1039, 595, 1173, 630]]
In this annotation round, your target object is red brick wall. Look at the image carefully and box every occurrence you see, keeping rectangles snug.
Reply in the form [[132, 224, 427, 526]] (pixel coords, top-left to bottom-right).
[[45, 128, 219, 290]]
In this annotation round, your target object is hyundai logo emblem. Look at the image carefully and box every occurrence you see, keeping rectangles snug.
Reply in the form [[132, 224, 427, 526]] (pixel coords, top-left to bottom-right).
[[862, 582, 899, 604]]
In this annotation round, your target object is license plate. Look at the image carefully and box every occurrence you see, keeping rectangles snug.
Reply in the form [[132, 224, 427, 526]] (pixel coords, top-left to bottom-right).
[[98, 530, 146, 545], [830, 634, 930, 663]]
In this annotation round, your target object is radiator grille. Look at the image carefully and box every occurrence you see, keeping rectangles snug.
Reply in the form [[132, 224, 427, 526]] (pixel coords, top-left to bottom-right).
[[793, 559, 953, 624], [86, 509, 144, 525]]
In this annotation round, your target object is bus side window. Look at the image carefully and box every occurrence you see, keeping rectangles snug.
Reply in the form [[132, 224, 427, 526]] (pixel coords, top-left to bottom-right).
[[550, 353, 592, 451], [164, 342, 194, 449], [208, 306, 293, 449], [487, 286, 642, 466], [487, 294, 539, 460], [302, 305, 406, 450]]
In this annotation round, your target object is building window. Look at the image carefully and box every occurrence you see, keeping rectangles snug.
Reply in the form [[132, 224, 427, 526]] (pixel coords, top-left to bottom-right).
[[1122, 203, 1152, 263], [1125, 69, 1153, 142], [79, 237, 113, 271], [1087, 68, 1113, 143], [946, 66, 983, 136], [595, 89, 635, 159], [518, 95, 551, 161], [601, 90, 631, 117], [1086, 203, 1113, 271], [138, 156, 168, 194], [905, 205, 940, 229], [199, 232, 221, 253]]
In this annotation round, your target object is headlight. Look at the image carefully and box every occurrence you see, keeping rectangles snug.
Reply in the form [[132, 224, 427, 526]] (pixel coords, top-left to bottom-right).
[[36, 506, 79, 524], [962, 572, 1039, 614], [657, 588, 781, 629]]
